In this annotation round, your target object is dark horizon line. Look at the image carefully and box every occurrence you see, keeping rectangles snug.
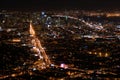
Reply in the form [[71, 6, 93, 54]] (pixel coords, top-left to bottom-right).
[[0, 6, 120, 11]]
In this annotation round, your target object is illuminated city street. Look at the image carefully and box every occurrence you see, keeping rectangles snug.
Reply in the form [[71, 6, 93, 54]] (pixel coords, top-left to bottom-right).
[[29, 22, 51, 69]]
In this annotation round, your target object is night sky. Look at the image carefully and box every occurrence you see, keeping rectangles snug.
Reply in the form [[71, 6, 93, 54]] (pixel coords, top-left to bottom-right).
[[0, 0, 120, 10]]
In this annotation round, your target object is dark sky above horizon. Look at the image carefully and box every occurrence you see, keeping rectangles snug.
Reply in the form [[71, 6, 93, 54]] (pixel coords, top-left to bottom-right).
[[0, 0, 120, 10]]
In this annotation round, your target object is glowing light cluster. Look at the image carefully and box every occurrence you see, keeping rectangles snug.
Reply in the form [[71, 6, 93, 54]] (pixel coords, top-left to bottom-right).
[[88, 51, 109, 57]]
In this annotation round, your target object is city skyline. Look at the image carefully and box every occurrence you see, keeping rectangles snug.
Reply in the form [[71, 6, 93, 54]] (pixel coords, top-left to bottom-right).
[[0, 7, 120, 79]]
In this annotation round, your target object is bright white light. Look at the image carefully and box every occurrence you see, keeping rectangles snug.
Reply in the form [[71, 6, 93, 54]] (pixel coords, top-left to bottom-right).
[[51, 64, 55, 67], [60, 63, 64, 68], [33, 68, 36, 71]]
